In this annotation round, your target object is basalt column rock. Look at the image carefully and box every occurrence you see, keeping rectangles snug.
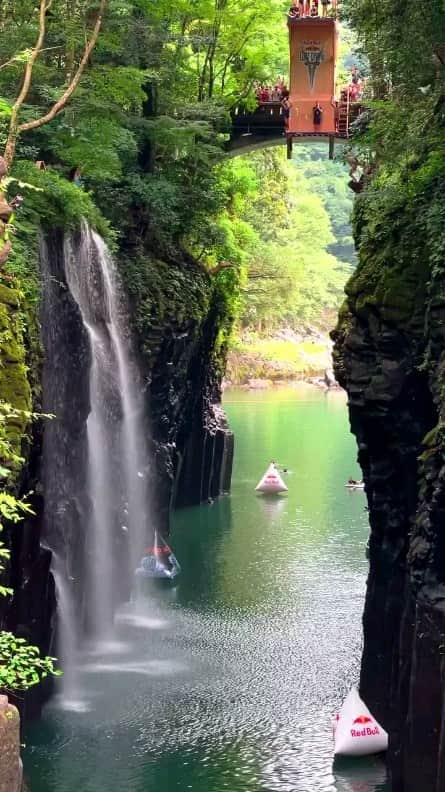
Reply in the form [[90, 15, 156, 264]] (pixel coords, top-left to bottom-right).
[[0, 231, 234, 723], [2, 229, 91, 718], [332, 182, 445, 791], [123, 251, 234, 522]]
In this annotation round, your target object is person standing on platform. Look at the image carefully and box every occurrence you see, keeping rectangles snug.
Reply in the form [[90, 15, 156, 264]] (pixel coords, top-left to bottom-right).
[[321, 0, 330, 16], [313, 101, 323, 128], [281, 93, 292, 131]]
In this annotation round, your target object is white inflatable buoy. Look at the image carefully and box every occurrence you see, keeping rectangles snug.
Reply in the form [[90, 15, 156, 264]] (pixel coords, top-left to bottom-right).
[[255, 463, 288, 494], [333, 688, 388, 757]]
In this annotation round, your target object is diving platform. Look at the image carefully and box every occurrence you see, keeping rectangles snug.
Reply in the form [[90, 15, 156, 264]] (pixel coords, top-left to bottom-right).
[[228, 100, 363, 158]]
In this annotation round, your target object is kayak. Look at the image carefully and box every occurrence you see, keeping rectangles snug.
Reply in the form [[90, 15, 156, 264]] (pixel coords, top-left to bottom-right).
[[345, 482, 365, 490], [134, 532, 181, 582]]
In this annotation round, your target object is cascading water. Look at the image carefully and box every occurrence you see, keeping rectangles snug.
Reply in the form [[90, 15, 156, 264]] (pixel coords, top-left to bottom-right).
[[49, 553, 85, 710], [63, 223, 151, 633], [41, 222, 152, 701]]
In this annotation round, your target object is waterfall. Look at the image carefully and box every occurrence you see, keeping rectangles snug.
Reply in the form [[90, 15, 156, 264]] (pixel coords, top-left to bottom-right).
[[50, 554, 87, 711], [41, 222, 152, 699], [63, 223, 151, 634]]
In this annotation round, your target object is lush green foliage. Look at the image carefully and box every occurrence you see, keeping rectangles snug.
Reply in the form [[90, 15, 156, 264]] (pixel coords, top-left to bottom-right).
[[0, 632, 61, 691], [334, 0, 445, 411], [0, 0, 287, 245], [0, 0, 353, 342], [218, 148, 353, 332], [0, 401, 61, 691], [226, 335, 331, 384], [293, 145, 356, 266], [341, 0, 445, 283]]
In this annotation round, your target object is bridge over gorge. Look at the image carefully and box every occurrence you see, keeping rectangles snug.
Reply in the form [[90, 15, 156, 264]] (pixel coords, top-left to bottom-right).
[[228, 12, 363, 158]]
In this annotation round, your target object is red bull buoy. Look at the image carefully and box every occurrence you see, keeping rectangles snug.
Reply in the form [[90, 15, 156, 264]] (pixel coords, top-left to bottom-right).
[[255, 463, 288, 495], [333, 688, 388, 757], [134, 531, 180, 582]]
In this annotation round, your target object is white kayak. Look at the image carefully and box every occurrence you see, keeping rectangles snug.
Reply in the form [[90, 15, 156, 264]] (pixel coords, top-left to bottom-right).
[[345, 482, 365, 490], [255, 463, 288, 494]]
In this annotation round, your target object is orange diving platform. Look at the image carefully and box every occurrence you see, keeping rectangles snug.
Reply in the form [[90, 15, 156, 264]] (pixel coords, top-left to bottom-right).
[[288, 16, 338, 136]]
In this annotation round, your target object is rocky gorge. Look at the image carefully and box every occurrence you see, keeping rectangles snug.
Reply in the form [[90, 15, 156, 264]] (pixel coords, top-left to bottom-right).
[[333, 172, 445, 791], [0, 222, 234, 719]]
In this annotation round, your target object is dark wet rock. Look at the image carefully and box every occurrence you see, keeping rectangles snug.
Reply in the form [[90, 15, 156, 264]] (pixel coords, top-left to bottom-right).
[[120, 249, 234, 522], [1, 231, 233, 718], [332, 184, 445, 790]]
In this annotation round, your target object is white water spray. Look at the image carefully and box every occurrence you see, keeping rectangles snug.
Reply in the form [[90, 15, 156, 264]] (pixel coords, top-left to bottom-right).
[[50, 554, 89, 711], [63, 223, 151, 635]]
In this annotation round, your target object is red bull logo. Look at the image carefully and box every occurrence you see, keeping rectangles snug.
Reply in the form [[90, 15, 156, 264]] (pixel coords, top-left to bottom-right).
[[350, 714, 381, 737], [353, 715, 372, 725], [144, 545, 170, 555]]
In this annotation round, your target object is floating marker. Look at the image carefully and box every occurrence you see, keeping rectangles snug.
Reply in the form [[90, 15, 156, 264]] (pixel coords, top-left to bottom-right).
[[255, 463, 288, 495], [333, 688, 388, 757], [134, 531, 181, 582]]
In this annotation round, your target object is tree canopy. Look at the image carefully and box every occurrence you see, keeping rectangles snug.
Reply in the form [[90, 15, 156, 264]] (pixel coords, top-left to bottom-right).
[[0, 0, 356, 335]]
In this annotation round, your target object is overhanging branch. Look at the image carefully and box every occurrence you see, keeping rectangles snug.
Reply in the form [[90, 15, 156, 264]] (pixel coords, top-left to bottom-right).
[[18, 0, 107, 134]]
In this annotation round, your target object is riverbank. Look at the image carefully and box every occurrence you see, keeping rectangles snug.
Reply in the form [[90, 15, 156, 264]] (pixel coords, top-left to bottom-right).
[[226, 330, 334, 387]]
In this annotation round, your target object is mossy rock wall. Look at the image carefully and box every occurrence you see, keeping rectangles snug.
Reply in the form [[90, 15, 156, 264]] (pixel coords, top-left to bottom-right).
[[0, 224, 235, 721], [332, 172, 445, 792], [122, 248, 234, 517], [0, 282, 32, 472]]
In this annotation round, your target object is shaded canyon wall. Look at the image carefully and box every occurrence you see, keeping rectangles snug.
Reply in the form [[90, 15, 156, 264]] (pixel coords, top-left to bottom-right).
[[0, 229, 233, 716], [333, 181, 445, 792]]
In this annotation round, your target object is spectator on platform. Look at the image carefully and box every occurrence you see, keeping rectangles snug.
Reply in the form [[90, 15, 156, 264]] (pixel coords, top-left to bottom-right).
[[350, 80, 362, 101], [256, 79, 290, 105], [313, 101, 323, 126], [281, 94, 292, 130], [321, 0, 330, 16], [311, 0, 319, 16], [289, 0, 300, 18], [271, 85, 281, 101]]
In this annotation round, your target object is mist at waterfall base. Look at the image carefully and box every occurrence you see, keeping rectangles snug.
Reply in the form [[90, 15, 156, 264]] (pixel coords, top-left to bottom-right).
[[26, 387, 389, 792], [40, 223, 153, 709]]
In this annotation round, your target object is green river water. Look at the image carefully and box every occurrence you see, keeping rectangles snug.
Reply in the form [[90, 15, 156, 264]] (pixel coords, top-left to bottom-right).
[[24, 385, 389, 792]]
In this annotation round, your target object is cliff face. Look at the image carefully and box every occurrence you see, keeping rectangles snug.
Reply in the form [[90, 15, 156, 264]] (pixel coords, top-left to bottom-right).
[[121, 248, 235, 521], [333, 180, 445, 791], [0, 230, 233, 716]]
